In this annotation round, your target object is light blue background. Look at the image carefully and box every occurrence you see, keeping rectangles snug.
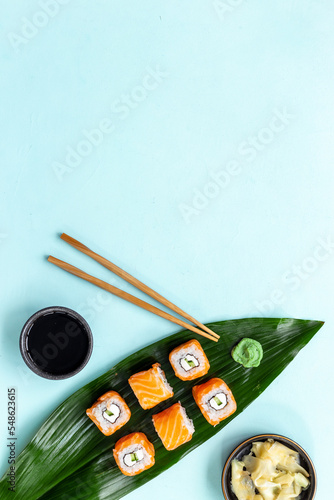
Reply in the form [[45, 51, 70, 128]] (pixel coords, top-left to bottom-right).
[[1, 1, 334, 499]]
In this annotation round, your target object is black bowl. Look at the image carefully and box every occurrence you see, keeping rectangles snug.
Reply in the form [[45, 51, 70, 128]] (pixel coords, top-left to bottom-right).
[[222, 434, 316, 500], [20, 306, 93, 380]]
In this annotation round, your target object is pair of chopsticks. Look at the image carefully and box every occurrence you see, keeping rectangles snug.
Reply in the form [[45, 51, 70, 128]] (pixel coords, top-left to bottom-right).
[[48, 234, 219, 342]]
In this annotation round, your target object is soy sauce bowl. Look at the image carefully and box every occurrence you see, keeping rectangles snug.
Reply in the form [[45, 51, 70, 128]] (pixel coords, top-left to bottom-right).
[[222, 434, 316, 500], [20, 306, 93, 380]]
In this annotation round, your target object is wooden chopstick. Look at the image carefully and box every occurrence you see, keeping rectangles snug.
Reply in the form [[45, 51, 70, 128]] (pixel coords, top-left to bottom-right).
[[60, 233, 219, 340], [48, 256, 218, 342]]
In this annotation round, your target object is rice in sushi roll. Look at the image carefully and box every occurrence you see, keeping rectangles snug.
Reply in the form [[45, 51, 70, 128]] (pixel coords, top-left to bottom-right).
[[169, 339, 210, 381], [128, 362, 173, 410], [192, 377, 236, 426], [113, 432, 155, 476], [86, 391, 131, 436], [152, 402, 195, 451]]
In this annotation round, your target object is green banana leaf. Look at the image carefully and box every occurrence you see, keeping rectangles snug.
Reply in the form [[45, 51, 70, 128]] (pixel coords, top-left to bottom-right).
[[0, 318, 323, 500]]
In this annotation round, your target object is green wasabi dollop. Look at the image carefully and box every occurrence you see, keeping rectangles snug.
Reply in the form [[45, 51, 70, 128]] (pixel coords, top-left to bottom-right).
[[231, 338, 263, 368]]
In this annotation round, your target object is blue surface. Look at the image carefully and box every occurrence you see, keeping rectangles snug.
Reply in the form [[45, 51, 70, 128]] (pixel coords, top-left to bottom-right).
[[1, 1, 334, 499]]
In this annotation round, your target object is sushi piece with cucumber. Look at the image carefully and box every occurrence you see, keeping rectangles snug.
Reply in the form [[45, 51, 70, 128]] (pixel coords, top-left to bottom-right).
[[192, 377, 236, 426], [113, 432, 155, 476], [152, 402, 195, 451], [86, 391, 131, 436], [169, 339, 210, 381]]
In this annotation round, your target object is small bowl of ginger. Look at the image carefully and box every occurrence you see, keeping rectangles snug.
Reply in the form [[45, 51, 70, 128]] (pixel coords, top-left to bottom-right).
[[222, 434, 316, 500]]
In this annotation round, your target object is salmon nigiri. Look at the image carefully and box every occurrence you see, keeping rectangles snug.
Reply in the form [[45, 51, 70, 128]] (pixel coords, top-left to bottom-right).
[[152, 402, 194, 451], [128, 363, 173, 410]]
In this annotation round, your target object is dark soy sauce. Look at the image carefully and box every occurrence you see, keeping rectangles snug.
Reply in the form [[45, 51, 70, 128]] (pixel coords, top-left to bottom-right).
[[26, 311, 90, 376]]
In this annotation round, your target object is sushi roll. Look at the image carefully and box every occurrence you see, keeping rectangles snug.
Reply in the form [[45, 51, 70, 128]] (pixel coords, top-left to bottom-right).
[[128, 362, 173, 410], [86, 391, 131, 436], [152, 402, 195, 451], [169, 339, 210, 381], [192, 377, 236, 426], [113, 432, 155, 476]]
